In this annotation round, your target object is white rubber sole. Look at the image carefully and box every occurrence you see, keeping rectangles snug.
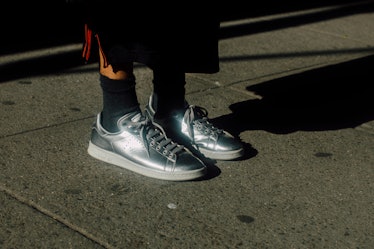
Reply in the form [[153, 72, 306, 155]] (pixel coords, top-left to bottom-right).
[[87, 141, 207, 181], [199, 147, 244, 161]]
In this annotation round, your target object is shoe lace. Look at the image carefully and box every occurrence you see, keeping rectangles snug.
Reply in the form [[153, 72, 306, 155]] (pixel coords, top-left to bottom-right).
[[146, 121, 185, 159], [125, 115, 184, 160], [184, 105, 223, 141]]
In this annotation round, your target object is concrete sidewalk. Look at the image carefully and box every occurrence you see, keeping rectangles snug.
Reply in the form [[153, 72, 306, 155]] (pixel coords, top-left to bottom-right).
[[1, 2, 374, 248]]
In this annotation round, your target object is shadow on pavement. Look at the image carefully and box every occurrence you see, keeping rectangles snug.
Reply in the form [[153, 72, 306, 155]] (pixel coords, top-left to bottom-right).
[[219, 0, 374, 39], [1, 0, 373, 83], [212, 54, 374, 134]]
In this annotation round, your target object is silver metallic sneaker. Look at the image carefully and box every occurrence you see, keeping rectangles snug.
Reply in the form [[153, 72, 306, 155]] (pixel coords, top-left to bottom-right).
[[145, 95, 244, 160], [87, 111, 207, 181]]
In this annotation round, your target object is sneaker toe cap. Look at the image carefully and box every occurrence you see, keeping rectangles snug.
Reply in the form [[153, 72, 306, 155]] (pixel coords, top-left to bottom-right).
[[174, 152, 207, 172]]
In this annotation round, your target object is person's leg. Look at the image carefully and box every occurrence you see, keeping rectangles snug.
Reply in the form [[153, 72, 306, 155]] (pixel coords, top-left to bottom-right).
[[151, 68, 186, 119], [98, 49, 139, 132], [146, 68, 244, 161], [87, 50, 207, 181]]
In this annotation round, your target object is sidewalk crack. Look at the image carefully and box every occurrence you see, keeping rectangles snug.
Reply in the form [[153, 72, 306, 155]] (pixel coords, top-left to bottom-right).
[[0, 184, 116, 249]]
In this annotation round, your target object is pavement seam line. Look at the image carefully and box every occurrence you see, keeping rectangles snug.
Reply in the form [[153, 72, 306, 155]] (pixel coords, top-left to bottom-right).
[[0, 115, 96, 139], [0, 184, 116, 249]]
